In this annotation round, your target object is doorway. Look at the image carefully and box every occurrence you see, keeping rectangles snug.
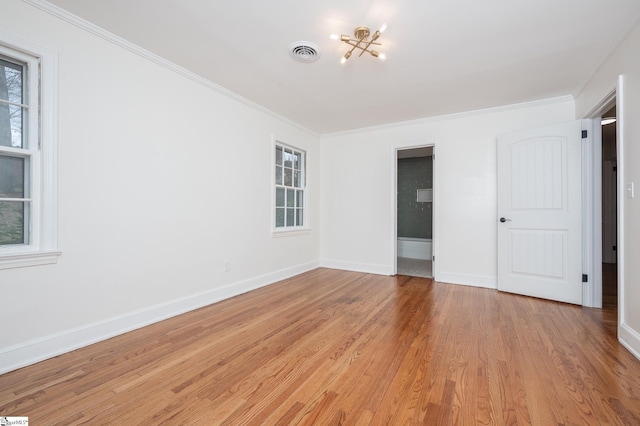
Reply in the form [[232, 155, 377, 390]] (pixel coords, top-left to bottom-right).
[[396, 147, 433, 278], [601, 105, 618, 321]]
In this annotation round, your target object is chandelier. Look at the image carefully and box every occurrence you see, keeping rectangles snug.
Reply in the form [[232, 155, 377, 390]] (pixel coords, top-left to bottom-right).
[[331, 24, 387, 64]]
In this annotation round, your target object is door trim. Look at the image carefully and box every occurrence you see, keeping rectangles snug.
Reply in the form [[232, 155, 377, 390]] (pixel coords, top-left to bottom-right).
[[582, 77, 621, 309], [581, 118, 603, 308]]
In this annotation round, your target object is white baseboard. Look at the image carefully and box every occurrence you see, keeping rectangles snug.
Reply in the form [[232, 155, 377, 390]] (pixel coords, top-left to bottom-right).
[[0, 260, 319, 374], [619, 322, 640, 361], [436, 272, 497, 289], [319, 259, 391, 276]]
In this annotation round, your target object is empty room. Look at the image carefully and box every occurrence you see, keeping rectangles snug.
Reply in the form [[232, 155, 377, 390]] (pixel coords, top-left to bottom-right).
[[1, 0, 640, 424]]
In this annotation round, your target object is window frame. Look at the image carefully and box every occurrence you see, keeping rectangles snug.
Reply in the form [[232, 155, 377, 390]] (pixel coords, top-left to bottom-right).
[[272, 139, 309, 236], [0, 34, 59, 269]]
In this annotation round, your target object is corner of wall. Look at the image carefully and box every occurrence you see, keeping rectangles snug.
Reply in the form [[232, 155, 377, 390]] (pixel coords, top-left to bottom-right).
[[619, 322, 640, 361]]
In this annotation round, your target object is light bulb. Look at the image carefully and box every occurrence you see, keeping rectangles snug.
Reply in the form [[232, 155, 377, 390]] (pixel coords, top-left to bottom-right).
[[379, 23, 388, 33]]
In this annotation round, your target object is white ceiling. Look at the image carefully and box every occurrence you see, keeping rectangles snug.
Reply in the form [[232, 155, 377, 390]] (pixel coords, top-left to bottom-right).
[[45, 0, 640, 134]]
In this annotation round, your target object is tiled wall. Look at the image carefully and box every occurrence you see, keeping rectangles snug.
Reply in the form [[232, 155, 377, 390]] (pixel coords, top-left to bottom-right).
[[397, 157, 432, 238]]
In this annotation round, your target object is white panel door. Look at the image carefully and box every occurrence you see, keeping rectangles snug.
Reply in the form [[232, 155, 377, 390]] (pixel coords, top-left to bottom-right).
[[497, 121, 583, 304]]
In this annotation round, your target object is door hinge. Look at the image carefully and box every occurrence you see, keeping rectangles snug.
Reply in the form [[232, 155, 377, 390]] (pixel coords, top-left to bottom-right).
[[432, 255, 435, 262], [613, 245, 617, 251], [582, 274, 588, 283], [614, 166, 617, 172], [581, 130, 588, 139]]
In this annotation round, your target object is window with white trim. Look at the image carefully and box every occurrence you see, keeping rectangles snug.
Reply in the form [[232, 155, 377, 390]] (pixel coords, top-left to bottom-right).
[[0, 39, 59, 269], [274, 142, 305, 230]]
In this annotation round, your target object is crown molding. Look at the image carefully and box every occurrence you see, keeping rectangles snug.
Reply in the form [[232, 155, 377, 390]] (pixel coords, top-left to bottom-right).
[[21, 0, 319, 137], [322, 95, 575, 138]]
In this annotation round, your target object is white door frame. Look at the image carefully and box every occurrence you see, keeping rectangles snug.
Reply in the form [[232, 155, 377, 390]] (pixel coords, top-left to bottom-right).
[[582, 76, 622, 309], [581, 117, 603, 308], [391, 143, 438, 279]]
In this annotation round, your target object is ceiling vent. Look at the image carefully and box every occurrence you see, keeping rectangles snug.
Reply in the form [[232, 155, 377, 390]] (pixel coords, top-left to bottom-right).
[[289, 41, 320, 63]]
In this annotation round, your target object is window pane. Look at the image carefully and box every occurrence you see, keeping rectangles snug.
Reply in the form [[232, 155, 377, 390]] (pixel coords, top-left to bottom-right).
[[293, 152, 301, 170], [0, 200, 25, 244], [286, 208, 295, 227], [276, 188, 285, 207], [284, 149, 293, 168], [275, 208, 285, 227], [0, 59, 24, 148], [284, 168, 292, 186], [294, 170, 301, 188], [275, 146, 283, 166], [0, 58, 23, 104], [296, 190, 304, 208], [286, 189, 295, 207], [0, 155, 25, 198], [296, 208, 303, 226], [0, 104, 23, 148], [275, 165, 283, 185], [10, 104, 22, 148]]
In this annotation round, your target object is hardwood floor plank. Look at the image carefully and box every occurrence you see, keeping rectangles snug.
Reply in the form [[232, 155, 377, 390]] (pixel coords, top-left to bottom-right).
[[273, 401, 305, 426], [1, 268, 640, 424]]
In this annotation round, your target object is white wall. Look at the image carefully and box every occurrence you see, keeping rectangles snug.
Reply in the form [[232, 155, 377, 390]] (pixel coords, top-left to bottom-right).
[[0, 0, 320, 373], [576, 21, 640, 358], [319, 98, 575, 286]]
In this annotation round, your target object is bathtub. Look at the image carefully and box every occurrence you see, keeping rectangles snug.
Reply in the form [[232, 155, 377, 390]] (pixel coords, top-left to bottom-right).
[[397, 237, 432, 260]]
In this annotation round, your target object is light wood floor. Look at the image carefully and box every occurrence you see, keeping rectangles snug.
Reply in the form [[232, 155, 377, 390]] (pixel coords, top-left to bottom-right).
[[1, 268, 640, 425]]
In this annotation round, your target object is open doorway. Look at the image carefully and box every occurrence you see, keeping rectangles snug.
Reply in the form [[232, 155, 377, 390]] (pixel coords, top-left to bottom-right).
[[601, 105, 618, 325], [396, 147, 433, 278]]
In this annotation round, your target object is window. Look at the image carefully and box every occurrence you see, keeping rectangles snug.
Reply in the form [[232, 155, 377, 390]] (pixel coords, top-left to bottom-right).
[[274, 142, 306, 231], [1, 54, 33, 246], [0, 38, 59, 269]]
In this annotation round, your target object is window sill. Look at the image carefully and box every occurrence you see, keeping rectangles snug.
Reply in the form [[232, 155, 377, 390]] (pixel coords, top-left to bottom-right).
[[271, 228, 312, 238], [0, 250, 62, 270]]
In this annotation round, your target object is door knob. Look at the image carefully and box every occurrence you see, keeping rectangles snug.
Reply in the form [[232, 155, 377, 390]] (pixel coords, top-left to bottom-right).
[[499, 217, 512, 223]]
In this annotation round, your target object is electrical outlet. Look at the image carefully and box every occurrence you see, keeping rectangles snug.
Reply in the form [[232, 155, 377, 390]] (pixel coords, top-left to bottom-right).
[[224, 260, 231, 272]]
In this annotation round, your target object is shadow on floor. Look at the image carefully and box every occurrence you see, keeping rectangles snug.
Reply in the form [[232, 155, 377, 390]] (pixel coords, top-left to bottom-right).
[[397, 257, 432, 278]]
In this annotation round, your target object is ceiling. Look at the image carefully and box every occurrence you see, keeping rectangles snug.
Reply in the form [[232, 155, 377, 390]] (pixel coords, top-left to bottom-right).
[[45, 0, 640, 134]]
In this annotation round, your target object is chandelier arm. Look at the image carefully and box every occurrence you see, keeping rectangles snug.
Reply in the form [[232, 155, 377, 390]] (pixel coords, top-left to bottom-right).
[[343, 40, 381, 46], [342, 42, 380, 58], [353, 36, 367, 51], [343, 41, 361, 48], [358, 37, 378, 57], [343, 42, 360, 60], [360, 47, 378, 56], [343, 36, 368, 60]]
